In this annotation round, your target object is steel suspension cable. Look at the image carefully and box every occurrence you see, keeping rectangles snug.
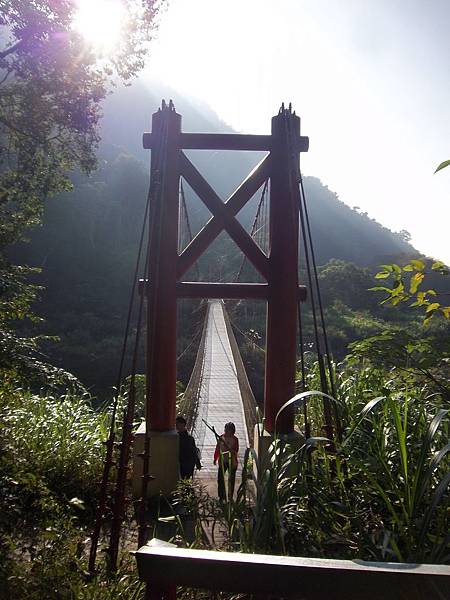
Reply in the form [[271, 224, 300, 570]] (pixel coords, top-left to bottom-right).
[[283, 109, 312, 436], [234, 179, 268, 283], [179, 179, 200, 280], [108, 240, 151, 569], [107, 104, 170, 568], [298, 175, 341, 439], [284, 108, 334, 438], [88, 173, 152, 573]]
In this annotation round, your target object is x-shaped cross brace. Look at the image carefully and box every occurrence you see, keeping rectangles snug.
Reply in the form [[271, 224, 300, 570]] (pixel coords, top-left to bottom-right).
[[177, 152, 271, 280]]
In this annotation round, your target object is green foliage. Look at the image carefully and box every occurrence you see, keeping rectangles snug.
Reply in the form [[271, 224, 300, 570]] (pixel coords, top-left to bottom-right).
[[172, 368, 449, 564], [0, 387, 108, 526], [372, 260, 450, 325], [0, 0, 163, 389], [435, 160, 450, 173], [0, 384, 146, 599]]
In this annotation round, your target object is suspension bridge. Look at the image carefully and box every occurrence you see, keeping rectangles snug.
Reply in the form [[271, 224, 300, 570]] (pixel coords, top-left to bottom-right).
[[89, 100, 336, 573], [84, 100, 450, 600]]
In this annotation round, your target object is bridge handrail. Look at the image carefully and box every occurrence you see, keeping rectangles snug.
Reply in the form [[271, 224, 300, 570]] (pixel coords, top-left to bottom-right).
[[178, 304, 208, 430], [222, 302, 258, 445], [135, 538, 450, 600]]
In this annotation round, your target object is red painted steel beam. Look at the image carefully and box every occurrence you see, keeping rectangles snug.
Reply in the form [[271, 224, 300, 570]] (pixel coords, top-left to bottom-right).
[[179, 153, 269, 279], [143, 132, 309, 152], [146, 105, 180, 431], [264, 110, 301, 434], [177, 155, 270, 278], [139, 280, 306, 300], [176, 282, 307, 300]]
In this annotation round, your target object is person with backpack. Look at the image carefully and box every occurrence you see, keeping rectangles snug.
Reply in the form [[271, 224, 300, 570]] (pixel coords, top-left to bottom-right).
[[175, 415, 202, 479]]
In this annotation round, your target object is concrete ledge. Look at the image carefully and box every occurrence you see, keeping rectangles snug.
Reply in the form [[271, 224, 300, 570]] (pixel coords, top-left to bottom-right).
[[133, 422, 179, 497], [136, 538, 450, 599], [253, 425, 305, 479]]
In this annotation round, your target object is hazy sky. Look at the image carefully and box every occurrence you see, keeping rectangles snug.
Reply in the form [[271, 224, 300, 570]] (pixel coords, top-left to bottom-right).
[[145, 0, 449, 263]]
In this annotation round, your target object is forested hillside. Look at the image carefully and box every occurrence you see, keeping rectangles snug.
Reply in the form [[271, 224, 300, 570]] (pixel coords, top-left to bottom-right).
[[9, 82, 418, 394]]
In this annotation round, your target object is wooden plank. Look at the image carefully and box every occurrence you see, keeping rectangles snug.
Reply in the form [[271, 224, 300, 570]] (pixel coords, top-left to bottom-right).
[[177, 154, 270, 278], [143, 132, 309, 152], [136, 540, 450, 600], [179, 153, 269, 279]]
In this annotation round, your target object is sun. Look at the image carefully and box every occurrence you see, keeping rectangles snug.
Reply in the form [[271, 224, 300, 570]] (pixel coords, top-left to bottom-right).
[[72, 0, 126, 55]]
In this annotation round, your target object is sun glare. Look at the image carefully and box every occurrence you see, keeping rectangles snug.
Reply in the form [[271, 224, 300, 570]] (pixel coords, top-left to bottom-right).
[[72, 0, 125, 55]]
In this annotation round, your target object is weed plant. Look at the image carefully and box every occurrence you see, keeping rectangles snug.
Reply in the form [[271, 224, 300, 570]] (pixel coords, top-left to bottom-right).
[[172, 362, 449, 565]]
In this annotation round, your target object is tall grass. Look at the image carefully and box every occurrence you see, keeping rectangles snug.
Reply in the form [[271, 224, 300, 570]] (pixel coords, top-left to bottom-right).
[[173, 363, 449, 565], [0, 385, 142, 599], [0, 386, 109, 505]]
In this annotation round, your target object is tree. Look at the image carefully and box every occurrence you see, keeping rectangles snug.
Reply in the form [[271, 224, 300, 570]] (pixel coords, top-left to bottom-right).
[[0, 0, 163, 383]]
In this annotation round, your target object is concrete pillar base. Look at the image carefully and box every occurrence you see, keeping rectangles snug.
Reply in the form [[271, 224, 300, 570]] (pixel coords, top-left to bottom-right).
[[253, 425, 305, 481], [133, 422, 179, 498]]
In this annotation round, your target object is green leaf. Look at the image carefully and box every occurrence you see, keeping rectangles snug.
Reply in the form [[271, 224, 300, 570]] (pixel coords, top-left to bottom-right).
[[423, 315, 433, 327], [434, 159, 450, 173], [403, 264, 414, 272], [375, 272, 390, 279], [431, 261, 445, 270], [410, 259, 425, 271], [410, 272, 424, 293], [441, 306, 450, 318], [425, 302, 440, 313]]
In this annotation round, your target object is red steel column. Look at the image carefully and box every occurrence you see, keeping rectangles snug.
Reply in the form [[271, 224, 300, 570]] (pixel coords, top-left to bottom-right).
[[146, 103, 181, 430], [264, 109, 300, 433]]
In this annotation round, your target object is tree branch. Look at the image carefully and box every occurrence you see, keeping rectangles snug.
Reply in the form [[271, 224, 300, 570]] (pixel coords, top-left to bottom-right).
[[0, 39, 27, 60]]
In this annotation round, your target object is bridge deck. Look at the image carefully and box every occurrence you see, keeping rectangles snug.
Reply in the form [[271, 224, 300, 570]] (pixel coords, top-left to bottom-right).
[[192, 300, 250, 479]]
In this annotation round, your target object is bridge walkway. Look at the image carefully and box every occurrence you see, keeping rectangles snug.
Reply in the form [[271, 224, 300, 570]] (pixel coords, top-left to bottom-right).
[[187, 300, 255, 480]]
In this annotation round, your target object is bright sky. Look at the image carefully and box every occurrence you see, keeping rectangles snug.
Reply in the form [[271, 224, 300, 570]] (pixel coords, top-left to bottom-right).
[[144, 0, 449, 263]]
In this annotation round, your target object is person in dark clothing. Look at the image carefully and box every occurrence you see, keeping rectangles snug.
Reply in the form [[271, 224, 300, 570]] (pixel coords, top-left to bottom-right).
[[176, 416, 202, 479]]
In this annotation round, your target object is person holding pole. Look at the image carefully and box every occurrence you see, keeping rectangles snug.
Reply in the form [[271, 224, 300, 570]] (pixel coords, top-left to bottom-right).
[[213, 422, 239, 502]]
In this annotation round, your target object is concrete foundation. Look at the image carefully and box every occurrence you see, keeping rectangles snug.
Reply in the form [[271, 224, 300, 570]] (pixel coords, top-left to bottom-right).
[[133, 422, 179, 498], [253, 425, 305, 481]]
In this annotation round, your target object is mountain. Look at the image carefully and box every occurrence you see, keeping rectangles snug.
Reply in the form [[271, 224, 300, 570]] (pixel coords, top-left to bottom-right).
[[9, 81, 418, 393]]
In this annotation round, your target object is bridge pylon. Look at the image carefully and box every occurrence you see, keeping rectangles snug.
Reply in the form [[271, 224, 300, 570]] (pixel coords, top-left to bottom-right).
[[139, 100, 308, 495]]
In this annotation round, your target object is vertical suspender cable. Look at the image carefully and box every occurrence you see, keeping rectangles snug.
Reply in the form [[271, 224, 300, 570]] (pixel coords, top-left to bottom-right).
[[234, 179, 268, 283], [298, 175, 341, 439], [106, 107, 169, 569], [88, 176, 152, 573], [108, 242, 150, 569], [180, 179, 200, 281], [285, 109, 334, 439]]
